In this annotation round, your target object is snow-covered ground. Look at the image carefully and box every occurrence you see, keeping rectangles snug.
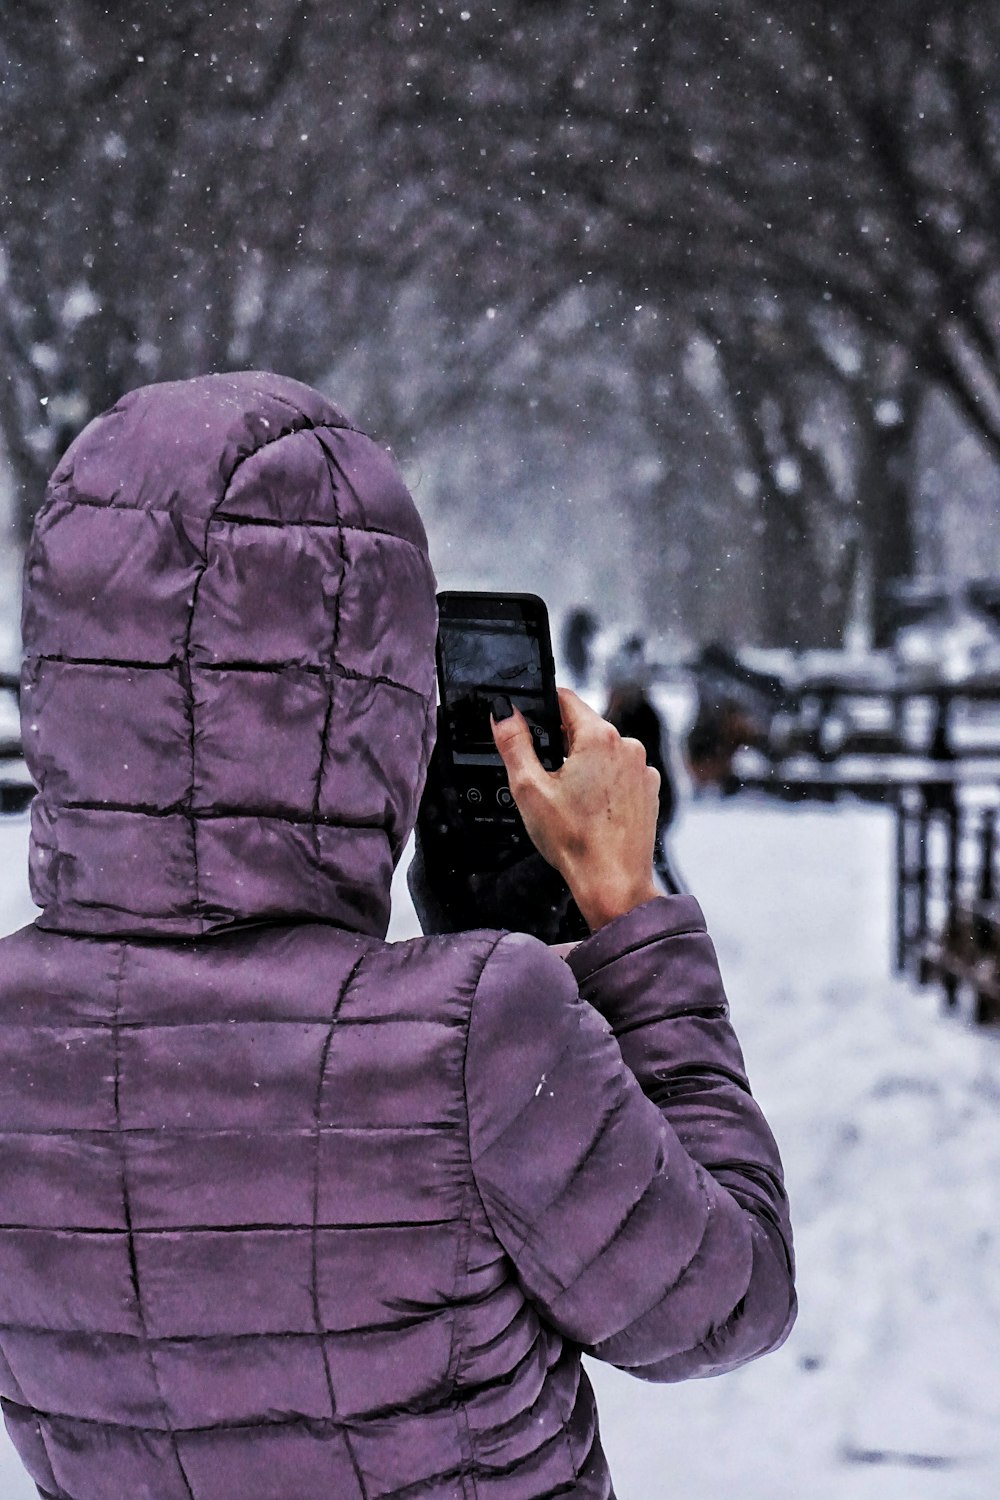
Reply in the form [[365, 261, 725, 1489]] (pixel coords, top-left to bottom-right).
[[1, 800, 998, 1499]]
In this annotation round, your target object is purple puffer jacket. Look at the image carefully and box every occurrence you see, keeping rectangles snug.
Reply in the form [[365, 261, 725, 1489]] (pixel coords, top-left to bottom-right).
[[0, 373, 795, 1500]]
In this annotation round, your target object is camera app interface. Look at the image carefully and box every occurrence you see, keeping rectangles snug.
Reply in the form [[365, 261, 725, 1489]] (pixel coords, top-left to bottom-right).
[[439, 619, 556, 769]]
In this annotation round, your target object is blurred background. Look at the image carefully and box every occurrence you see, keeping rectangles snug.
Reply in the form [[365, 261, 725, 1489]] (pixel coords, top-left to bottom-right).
[[1, 4, 999, 1497], [3, 0, 1000, 651]]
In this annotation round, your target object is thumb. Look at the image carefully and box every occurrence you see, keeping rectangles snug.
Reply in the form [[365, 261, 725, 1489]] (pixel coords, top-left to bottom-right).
[[491, 697, 545, 791]]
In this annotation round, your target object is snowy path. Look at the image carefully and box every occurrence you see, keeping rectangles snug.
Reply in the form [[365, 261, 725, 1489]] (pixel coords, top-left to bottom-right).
[[586, 804, 1000, 1500], [1, 802, 998, 1499]]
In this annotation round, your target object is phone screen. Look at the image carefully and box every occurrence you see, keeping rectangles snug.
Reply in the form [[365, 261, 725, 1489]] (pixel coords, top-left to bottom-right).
[[435, 592, 562, 839], [438, 616, 557, 770]]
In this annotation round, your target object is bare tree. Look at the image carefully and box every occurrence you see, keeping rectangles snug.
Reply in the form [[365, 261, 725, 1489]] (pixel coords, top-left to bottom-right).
[[377, 0, 1000, 639], [0, 0, 401, 534], [5, 0, 998, 646]]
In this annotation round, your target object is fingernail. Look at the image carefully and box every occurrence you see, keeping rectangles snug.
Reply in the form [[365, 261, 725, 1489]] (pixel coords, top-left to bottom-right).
[[491, 694, 514, 722]]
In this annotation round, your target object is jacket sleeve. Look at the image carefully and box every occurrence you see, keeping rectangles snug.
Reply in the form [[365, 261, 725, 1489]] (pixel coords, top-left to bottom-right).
[[464, 896, 796, 1381]]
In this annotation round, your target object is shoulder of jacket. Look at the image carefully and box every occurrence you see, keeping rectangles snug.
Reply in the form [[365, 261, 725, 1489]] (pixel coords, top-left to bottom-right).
[[366, 926, 507, 991], [369, 928, 577, 1020], [470, 929, 581, 1020]]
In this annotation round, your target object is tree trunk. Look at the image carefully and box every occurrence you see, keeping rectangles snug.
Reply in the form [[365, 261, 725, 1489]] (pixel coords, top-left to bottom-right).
[[854, 377, 920, 648]]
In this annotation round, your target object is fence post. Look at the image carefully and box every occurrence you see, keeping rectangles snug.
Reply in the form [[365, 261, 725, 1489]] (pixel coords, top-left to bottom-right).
[[977, 808, 996, 906], [894, 794, 908, 974], [915, 793, 930, 950], [942, 798, 961, 1008]]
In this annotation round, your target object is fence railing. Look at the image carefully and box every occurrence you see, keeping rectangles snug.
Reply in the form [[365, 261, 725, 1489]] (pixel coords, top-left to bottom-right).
[[895, 779, 1000, 1025], [694, 659, 1000, 802], [0, 672, 31, 814]]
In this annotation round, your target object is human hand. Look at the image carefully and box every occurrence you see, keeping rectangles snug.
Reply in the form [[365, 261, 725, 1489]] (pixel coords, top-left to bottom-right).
[[408, 717, 589, 942], [491, 687, 660, 931]]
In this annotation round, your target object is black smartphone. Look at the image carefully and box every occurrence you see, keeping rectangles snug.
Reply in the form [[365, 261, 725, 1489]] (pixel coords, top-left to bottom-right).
[[435, 590, 563, 851]]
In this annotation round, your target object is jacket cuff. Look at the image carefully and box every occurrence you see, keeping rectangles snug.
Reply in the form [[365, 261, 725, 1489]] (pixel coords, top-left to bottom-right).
[[566, 894, 706, 982], [565, 893, 719, 1031]]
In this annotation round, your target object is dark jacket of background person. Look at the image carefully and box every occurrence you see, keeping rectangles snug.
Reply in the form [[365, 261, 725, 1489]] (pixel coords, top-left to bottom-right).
[[561, 607, 598, 689], [604, 686, 676, 833], [0, 373, 796, 1500]]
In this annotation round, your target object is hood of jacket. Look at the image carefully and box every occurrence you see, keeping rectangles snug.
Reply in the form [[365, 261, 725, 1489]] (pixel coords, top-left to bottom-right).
[[20, 371, 437, 940]]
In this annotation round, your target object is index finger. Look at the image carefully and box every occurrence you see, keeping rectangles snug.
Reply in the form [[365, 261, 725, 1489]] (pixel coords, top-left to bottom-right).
[[490, 701, 546, 791]]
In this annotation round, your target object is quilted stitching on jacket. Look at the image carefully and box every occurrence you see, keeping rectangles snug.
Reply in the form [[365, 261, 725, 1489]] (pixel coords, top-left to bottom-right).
[[0, 374, 794, 1500], [20, 372, 437, 940]]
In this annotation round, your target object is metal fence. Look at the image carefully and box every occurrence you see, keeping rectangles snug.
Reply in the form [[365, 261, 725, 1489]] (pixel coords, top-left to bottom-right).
[[895, 779, 1000, 1025], [0, 672, 30, 814]]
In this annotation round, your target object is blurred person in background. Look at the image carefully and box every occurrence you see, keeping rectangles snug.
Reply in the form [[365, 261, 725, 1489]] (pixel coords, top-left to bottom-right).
[[561, 605, 599, 690], [604, 633, 684, 893]]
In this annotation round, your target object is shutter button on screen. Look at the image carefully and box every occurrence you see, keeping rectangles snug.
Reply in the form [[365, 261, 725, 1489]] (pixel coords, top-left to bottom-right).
[[496, 787, 514, 808]]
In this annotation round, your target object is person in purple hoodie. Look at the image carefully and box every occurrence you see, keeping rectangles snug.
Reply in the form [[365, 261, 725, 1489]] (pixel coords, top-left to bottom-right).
[[0, 371, 794, 1500]]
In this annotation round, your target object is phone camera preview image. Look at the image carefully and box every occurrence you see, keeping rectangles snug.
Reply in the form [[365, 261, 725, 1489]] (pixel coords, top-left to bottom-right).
[[438, 620, 556, 772]]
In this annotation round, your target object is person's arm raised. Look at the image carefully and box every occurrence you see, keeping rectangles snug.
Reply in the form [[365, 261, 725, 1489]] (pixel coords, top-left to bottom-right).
[[491, 687, 660, 932]]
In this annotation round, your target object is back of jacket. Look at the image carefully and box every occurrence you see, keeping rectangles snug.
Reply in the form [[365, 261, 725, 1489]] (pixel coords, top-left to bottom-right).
[[0, 899, 796, 1500], [0, 372, 795, 1499], [0, 917, 585, 1500]]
